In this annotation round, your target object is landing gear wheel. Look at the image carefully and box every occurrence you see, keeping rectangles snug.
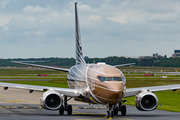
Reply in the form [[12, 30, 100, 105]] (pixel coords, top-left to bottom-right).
[[106, 111, 114, 118], [67, 105, 72, 115], [121, 105, 126, 116], [106, 111, 110, 117], [111, 111, 114, 118], [113, 107, 118, 115], [59, 105, 64, 115]]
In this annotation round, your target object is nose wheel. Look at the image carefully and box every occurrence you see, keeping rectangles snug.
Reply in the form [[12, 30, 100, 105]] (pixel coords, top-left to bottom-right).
[[106, 110, 114, 118], [106, 101, 127, 117], [106, 104, 114, 118]]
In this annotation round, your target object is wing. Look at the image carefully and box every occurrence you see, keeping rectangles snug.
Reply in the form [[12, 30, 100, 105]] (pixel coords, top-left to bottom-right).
[[12, 61, 69, 72], [114, 63, 135, 67], [9, 62, 79, 97], [125, 84, 180, 97], [0, 82, 81, 97]]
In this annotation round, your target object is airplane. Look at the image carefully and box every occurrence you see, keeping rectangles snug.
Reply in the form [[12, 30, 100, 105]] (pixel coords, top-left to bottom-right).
[[1, 2, 180, 118]]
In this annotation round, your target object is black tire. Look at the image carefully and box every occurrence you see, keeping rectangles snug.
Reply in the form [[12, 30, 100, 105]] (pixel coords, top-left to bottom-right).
[[114, 107, 118, 115], [111, 111, 114, 118], [106, 111, 109, 117], [67, 105, 72, 115], [118, 103, 122, 111], [121, 105, 126, 116], [59, 105, 64, 115]]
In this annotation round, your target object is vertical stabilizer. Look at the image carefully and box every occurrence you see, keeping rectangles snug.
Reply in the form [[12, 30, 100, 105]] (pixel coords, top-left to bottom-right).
[[75, 2, 86, 65]]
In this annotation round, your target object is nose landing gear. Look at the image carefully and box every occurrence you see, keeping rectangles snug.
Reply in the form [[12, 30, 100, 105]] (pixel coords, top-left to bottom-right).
[[106, 104, 114, 118], [106, 101, 127, 117]]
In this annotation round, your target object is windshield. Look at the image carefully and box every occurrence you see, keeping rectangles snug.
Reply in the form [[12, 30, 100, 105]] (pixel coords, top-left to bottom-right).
[[98, 76, 125, 82]]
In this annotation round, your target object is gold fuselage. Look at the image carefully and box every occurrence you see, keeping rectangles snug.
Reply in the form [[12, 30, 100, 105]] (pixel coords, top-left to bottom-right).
[[67, 64, 126, 105]]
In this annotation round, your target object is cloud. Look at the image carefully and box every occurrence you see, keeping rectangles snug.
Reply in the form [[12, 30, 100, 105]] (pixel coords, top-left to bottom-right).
[[89, 15, 101, 21], [0, 0, 180, 58], [25, 30, 45, 35], [23, 5, 51, 14], [0, 0, 10, 9]]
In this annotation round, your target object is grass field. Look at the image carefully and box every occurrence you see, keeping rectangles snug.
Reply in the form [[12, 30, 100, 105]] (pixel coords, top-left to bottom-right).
[[1, 67, 180, 112]]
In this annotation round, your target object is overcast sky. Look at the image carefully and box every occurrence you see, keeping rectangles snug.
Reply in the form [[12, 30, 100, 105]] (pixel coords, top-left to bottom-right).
[[0, 0, 179, 59]]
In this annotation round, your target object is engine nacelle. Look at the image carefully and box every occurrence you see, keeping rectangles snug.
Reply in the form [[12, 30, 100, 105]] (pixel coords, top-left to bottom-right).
[[40, 90, 62, 110], [135, 89, 158, 111]]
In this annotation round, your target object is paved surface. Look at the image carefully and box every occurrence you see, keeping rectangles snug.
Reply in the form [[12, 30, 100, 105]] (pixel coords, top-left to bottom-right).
[[0, 79, 50, 81], [0, 88, 180, 120]]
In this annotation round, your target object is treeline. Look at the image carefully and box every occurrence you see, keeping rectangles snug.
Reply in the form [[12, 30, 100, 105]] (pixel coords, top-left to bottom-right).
[[1, 56, 180, 67], [0, 58, 76, 67], [0, 57, 138, 67]]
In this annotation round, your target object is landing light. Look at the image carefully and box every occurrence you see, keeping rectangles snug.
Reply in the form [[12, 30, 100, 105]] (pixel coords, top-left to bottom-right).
[[74, 90, 78, 94], [86, 88, 89, 92]]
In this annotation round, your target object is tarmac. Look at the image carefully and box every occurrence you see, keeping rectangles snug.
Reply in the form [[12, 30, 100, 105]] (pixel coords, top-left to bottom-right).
[[0, 88, 180, 120]]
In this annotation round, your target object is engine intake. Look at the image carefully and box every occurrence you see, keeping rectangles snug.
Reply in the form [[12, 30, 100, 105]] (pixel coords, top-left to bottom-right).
[[135, 89, 158, 111], [40, 90, 62, 110]]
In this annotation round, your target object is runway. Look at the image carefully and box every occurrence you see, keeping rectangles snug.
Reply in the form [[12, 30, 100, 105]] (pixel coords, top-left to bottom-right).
[[0, 88, 180, 120]]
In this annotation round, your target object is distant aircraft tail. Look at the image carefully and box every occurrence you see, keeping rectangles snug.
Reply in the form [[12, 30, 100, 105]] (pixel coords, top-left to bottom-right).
[[75, 3, 86, 65]]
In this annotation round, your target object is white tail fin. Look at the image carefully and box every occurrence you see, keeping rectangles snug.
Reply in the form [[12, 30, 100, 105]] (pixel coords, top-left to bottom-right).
[[75, 3, 86, 65]]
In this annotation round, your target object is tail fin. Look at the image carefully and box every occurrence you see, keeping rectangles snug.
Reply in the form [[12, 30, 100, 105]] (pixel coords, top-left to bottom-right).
[[75, 2, 86, 65]]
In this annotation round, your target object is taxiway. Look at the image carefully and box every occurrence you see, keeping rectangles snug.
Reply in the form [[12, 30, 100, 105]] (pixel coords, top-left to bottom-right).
[[0, 88, 180, 120]]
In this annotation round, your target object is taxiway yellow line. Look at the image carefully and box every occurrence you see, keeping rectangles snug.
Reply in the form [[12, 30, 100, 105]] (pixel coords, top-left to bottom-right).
[[0, 106, 6, 109]]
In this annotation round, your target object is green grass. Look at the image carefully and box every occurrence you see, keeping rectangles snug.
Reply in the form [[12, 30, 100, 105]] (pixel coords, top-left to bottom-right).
[[0, 68, 66, 74]]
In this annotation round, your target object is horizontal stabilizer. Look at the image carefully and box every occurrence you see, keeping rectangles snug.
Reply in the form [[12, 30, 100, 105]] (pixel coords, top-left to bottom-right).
[[114, 63, 135, 67]]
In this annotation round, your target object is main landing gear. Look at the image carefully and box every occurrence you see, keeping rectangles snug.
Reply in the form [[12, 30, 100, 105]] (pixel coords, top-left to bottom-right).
[[106, 101, 127, 118], [119, 103, 126, 116], [59, 96, 73, 115]]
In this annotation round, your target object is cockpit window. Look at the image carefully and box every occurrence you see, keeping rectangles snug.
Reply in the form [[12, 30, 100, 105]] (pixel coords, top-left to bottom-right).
[[98, 76, 125, 82]]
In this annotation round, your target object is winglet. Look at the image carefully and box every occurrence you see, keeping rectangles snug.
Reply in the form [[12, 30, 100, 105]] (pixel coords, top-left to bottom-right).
[[75, 2, 86, 65]]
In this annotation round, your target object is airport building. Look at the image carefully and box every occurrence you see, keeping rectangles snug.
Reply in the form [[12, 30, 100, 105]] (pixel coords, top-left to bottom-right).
[[172, 50, 180, 58], [138, 53, 163, 61]]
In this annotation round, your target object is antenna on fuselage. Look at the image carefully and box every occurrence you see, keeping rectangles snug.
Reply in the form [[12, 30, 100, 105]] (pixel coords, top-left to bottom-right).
[[75, 2, 86, 65]]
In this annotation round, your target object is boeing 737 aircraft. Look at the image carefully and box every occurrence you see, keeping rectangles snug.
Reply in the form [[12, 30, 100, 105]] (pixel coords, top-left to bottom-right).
[[1, 2, 180, 118]]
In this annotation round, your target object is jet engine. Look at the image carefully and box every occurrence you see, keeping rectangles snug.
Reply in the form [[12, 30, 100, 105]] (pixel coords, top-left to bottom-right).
[[135, 89, 158, 111], [40, 90, 62, 110]]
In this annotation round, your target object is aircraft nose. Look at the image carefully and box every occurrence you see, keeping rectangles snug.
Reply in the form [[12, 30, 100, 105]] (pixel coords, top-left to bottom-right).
[[103, 81, 123, 91], [102, 81, 124, 104]]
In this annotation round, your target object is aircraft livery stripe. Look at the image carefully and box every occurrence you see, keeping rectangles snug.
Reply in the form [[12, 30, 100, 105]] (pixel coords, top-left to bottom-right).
[[75, 3, 86, 65]]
